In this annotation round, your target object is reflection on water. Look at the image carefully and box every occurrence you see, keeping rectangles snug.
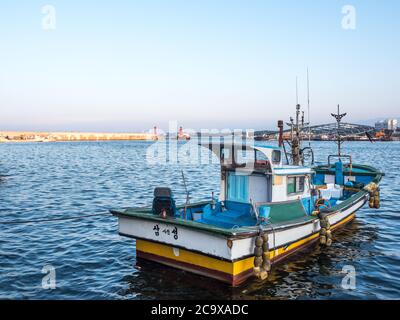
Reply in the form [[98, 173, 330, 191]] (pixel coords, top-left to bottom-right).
[[0, 141, 399, 299], [120, 219, 377, 300]]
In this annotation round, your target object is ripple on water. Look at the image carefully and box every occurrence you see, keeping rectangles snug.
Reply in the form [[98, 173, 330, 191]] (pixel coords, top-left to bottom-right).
[[0, 141, 399, 299]]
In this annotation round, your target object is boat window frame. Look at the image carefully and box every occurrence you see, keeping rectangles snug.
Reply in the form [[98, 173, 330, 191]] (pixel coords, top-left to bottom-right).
[[287, 175, 306, 195], [218, 145, 272, 172], [234, 146, 255, 166], [271, 150, 281, 164], [220, 146, 233, 166]]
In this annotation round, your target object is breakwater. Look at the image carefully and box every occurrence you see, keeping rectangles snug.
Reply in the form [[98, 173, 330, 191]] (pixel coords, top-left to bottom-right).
[[0, 140, 398, 299], [0, 131, 157, 142]]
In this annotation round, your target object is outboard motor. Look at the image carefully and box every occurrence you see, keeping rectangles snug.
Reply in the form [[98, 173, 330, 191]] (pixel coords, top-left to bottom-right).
[[152, 187, 176, 217]]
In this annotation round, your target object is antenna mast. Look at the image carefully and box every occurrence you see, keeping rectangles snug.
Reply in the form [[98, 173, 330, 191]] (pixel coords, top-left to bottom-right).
[[290, 103, 301, 165], [285, 77, 312, 166], [331, 104, 347, 157], [307, 68, 311, 146]]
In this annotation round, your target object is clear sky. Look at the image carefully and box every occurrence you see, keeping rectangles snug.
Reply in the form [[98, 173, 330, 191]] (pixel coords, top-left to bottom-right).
[[0, 0, 399, 132]]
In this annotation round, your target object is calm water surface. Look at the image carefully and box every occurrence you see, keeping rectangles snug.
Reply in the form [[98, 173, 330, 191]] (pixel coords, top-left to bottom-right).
[[0, 140, 399, 299]]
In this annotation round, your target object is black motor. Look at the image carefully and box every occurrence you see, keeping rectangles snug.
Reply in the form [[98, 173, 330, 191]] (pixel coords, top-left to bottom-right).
[[152, 187, 176, 217]]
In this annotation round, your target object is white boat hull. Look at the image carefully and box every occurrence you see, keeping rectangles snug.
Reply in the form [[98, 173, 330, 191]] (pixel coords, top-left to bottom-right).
[[116, 193, 368, 286]]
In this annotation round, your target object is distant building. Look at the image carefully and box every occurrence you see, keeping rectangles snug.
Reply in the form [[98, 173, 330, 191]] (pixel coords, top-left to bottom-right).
[[375, 119, 398, 131], [392, 129, 400, 141]]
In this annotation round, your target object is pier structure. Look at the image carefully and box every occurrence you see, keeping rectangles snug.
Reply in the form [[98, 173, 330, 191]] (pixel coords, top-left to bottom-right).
[[0, 131, 157, 142], [1, 122, 399, 143], [254, 122, 396, 141]]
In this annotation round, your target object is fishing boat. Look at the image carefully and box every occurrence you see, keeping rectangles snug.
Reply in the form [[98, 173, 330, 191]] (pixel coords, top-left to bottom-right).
[[111, 106, 384, 286]]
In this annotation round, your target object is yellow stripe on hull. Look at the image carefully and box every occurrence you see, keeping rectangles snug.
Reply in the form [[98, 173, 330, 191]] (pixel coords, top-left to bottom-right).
[[136, 239, 236, 274], [331, 213, 355, 231], [136, 213, 356, 283]]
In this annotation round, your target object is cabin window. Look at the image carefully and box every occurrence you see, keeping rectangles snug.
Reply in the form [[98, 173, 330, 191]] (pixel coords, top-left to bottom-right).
[[221, 147, 231, 164], [297, 176, 305, 192], [272, 150, 281, 164], [227, 172, 249, 203], [255, 150, 268, 164], [287, 177, 296, 194], [287, 176, 305, 195], [236, 148, 254, 165]]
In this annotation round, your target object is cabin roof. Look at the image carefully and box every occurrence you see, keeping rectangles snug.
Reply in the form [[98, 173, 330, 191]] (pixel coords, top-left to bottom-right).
[[273, 166, 314, 175], [199, 142, 280, 155], [202, 142, 278, 163], [253, 144, 281, 151], [199, 143, 316, 174]]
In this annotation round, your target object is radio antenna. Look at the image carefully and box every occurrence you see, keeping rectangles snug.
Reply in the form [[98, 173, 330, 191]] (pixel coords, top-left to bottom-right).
[[331, 105, 347, 157], [307, 68, 311, 146]]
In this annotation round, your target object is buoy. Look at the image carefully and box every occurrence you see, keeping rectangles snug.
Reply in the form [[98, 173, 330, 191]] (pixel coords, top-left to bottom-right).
[[326, 230, 332, 238], [254, 256, 263, 268], [254, 246, 263, 256], [320, 219, 328, 228], [262, 251, 270, 261], [262, 241, 269, 252], [325, 221, 331, 229], [253, 266, 261, 276], [262, 233, 269, 243], [373, 189, 380, 209], [262, 259, 271, 272], [364, 182, 378, 193], [253, 233, 264, 277], [259, 270, 268, 280], [253, 231, 271, 280], [320, 216, 332, 247], [369, 198, 375, 208], [255, 236, 263, 247]]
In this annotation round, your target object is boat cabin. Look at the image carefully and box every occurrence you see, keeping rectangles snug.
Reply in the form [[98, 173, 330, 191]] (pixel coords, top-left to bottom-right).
[[148, 144, 364, 229], [205, 143, 313, 204], [157, 143, 315, 229], [110, 107, 384, 286]]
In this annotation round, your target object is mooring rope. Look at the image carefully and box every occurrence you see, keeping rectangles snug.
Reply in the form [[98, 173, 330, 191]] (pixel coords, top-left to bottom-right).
[[0, 212, 110, 225]]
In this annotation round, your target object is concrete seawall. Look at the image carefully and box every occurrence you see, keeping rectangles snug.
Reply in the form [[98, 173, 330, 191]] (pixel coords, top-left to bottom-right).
[[0, 131, 157, 142]]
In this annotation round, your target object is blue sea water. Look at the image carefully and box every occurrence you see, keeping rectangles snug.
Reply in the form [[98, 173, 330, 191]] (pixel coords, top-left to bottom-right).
[[0, 140, 399, 300]]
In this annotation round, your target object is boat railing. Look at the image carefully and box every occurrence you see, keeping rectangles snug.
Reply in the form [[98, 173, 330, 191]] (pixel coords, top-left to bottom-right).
[[327, 154, 352, 166]]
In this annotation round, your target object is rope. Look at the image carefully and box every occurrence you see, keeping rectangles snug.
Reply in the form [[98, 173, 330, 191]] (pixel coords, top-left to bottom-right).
[[0, 212, 110, 225], [271, 224, 276, 259]]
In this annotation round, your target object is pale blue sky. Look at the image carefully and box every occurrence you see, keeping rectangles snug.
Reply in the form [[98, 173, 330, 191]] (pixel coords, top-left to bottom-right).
[[0, 0, 399, 132]]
